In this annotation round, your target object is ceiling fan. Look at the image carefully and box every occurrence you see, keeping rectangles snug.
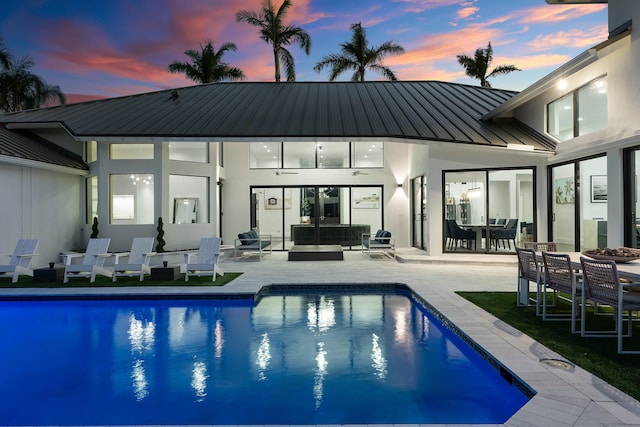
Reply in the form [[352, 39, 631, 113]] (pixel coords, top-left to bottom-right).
[[275, 170, 299, 175], [352, 170, 369, 176]]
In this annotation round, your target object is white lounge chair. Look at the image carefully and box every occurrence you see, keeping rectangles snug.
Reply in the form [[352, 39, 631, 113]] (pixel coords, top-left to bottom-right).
[[63, 238, 111, 283], [112, 237, 156, 282], [0, 239, 39, 283], [184, 237, 223, 282]]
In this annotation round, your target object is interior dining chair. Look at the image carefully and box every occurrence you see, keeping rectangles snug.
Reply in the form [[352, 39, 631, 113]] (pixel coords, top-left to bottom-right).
[[579, 257, 640, 354], [541, 251, 581, 333]]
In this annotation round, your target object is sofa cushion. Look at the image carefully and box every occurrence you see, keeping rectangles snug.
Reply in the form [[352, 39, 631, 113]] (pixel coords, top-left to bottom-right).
[[377, 230, 392, 244], [238, 232, 252, 245], [248, 230, 258, 239], [375, 229, 383, 238]]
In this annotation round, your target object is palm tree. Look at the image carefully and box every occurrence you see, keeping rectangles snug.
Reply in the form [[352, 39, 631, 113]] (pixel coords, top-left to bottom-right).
[[236, 0, 311, 82], [0, 55, 66, 112], [0, 38, 10, 70], [168, 40, 245, 84], [456, 42, 520, 88], [314, 23, 404, 82]]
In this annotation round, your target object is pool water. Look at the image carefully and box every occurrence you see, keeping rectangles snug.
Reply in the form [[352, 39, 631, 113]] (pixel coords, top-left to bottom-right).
[[0, 290, 530, 425]]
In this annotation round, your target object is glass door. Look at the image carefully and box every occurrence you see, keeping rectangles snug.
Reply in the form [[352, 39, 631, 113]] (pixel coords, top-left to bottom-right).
[[550, 164, 576, 252], [412, 176, 426, 249]]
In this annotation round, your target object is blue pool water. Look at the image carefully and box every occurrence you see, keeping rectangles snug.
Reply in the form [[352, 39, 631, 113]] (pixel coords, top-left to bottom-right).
[[0, 289, 530, 425]]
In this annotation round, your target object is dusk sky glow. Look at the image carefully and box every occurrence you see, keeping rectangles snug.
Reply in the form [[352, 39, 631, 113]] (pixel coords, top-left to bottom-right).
[[1, 0, 608, 104]]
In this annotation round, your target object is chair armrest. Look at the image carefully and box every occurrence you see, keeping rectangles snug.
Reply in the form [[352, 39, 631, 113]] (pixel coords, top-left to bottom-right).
[[112, 252, 130, 263], [259, 235, 272, 242], [183, 252, 198, 263], [15, 254, 38, 259], [62, 252, 84, 265]]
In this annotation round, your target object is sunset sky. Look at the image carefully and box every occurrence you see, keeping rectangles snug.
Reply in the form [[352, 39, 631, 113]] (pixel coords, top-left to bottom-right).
[[0, 0, 608, 104]]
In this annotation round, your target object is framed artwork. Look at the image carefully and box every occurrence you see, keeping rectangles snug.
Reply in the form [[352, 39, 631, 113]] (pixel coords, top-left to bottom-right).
[[353, 188, 381, 209], [590, 175, 607, 203], [554, 177, 575, 204], [264, 189, 292, 210]]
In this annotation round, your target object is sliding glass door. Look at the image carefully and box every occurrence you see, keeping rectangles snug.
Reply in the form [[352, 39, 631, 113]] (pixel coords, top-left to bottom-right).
[[251, 185, 382, 250], [443, 168, 534, 253]]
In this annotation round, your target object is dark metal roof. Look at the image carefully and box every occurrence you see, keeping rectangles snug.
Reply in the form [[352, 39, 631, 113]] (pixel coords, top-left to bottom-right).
[[0, 81, 556, 151], [0, 126, 88, 171]]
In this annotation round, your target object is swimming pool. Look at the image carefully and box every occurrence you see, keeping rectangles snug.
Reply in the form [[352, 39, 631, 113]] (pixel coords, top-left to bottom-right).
[[0, 287, 531, 425]]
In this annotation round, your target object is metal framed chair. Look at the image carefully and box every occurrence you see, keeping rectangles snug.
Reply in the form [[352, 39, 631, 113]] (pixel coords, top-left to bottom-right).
[[541, 251, 581, 333], [579, 257, 640, 354], [515, 247, 542, 314], [524, 242, 558, 252]]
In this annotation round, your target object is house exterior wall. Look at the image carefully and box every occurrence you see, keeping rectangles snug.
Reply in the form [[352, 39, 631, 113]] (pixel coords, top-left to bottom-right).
[[221, 141, 411, 248], [0, 163, 83, 267], [422, 144, 549, 255]]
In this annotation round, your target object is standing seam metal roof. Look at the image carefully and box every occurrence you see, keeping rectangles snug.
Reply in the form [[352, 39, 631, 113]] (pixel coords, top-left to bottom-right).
[[0, 81, 556, 151]]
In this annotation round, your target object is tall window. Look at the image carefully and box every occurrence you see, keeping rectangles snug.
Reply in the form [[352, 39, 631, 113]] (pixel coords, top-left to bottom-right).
[[85, 141, 97, 163], [110, 174, 154, 224], [86, 176, 98, 223], [547, 76, 608, 141]]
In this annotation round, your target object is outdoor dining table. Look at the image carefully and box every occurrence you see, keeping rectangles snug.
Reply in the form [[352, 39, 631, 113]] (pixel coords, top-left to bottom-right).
[[537, 251, 640, 282]]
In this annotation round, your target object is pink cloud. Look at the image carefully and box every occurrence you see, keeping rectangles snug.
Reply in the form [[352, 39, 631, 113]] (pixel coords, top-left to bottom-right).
[[529, 25, 608, 50], [519, 4, 607, 25], [392, 0, 461, 13], [456, 7, 479, 20]]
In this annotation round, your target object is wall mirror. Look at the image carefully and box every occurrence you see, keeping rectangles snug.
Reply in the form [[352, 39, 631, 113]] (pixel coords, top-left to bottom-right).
[[174, 197, 198, 224]]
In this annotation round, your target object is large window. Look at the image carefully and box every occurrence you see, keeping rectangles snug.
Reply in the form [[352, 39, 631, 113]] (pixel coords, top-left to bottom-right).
[[168, 142, 208, 163], [444, 168, 534, 253], [86, 176, 98, 223], [547, 76, 608, 141], [110, 174, 154, 224], [110, 144, 154, 159]]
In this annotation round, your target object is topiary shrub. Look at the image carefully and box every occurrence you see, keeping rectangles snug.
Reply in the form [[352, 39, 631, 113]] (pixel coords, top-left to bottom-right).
[[156, 217, 166, 253], [90, 216, 99, 238]]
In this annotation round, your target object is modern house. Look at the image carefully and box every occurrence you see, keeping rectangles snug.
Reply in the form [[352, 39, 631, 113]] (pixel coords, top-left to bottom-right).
[[0, 0, 637, 266]]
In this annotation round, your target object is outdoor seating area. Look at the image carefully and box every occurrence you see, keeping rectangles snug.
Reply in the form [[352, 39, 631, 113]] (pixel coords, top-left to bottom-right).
[[234, 230, 272, 260], [516, 244, 640, 354], [362, 229, 396, 258]]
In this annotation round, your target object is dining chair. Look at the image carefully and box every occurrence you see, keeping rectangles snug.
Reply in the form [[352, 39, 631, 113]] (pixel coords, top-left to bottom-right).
[[524, 242, 558, 252], [579, 257, 640, 354], [541, 251, 581, 333], [515, 247, 542, 314]]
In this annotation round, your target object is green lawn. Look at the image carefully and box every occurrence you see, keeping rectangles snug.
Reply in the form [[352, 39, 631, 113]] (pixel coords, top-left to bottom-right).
[[0, 272, 242, 288], [457, 291, 640, 401]]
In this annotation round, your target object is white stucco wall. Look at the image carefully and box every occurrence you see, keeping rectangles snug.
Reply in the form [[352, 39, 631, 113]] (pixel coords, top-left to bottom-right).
[[0, 163, 83, 267]]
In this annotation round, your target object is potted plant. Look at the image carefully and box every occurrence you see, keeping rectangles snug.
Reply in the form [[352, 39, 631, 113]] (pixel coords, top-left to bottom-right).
[[300, 197, 311, 224]]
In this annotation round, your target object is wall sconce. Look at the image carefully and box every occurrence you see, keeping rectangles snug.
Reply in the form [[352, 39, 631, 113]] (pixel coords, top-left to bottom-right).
[[397, 183, 403, 188]]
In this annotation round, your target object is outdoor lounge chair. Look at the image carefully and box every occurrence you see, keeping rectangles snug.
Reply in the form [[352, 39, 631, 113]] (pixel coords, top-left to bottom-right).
[[524, 242, 557, 252], [362, 229, 396, 258], [112, 237, 156, 282], [63, 238, 111, 283], [579, 257, 640, 354], [234, 230, 272, 260], [184, 237, 223, 282], [0, 239, 39, 283]]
